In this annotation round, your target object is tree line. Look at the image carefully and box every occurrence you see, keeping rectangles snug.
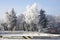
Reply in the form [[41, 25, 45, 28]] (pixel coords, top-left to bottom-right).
[[0, 3, 58, 32]]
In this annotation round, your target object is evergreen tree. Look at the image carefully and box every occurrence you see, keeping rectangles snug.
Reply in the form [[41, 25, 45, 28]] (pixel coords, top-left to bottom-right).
[[39, 9, 48, 28]]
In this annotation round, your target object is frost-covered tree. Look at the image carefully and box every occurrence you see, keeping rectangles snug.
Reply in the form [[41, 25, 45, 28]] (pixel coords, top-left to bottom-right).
[[16, 14, 25, 30], [24, 3, 38, 24], [0, 19, 4, 31], [47, 15, 56, 28], [2, 12, 9, 31], [24, 3, 39, 31], [4, 8, 17, 31]]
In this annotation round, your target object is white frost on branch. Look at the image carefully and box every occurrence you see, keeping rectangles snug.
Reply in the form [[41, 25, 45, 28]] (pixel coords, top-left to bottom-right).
[[24, 3, 39, 24]]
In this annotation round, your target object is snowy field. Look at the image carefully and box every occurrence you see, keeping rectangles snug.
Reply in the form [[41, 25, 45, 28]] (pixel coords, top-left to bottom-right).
[[1, 31, 60, 36], [0, 31, 60, 39]]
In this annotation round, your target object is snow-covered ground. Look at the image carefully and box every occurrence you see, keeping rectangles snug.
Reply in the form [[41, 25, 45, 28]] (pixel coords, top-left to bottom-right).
[[1, 31, 60, 36], [0, 31, 60, 39]]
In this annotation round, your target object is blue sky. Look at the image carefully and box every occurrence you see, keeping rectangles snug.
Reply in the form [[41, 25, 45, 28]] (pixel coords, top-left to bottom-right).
[[0, 0, 60, 18]]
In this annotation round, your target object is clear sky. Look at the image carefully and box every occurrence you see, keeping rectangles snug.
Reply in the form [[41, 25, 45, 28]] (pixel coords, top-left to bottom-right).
[[0, 0, 60, 18]]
